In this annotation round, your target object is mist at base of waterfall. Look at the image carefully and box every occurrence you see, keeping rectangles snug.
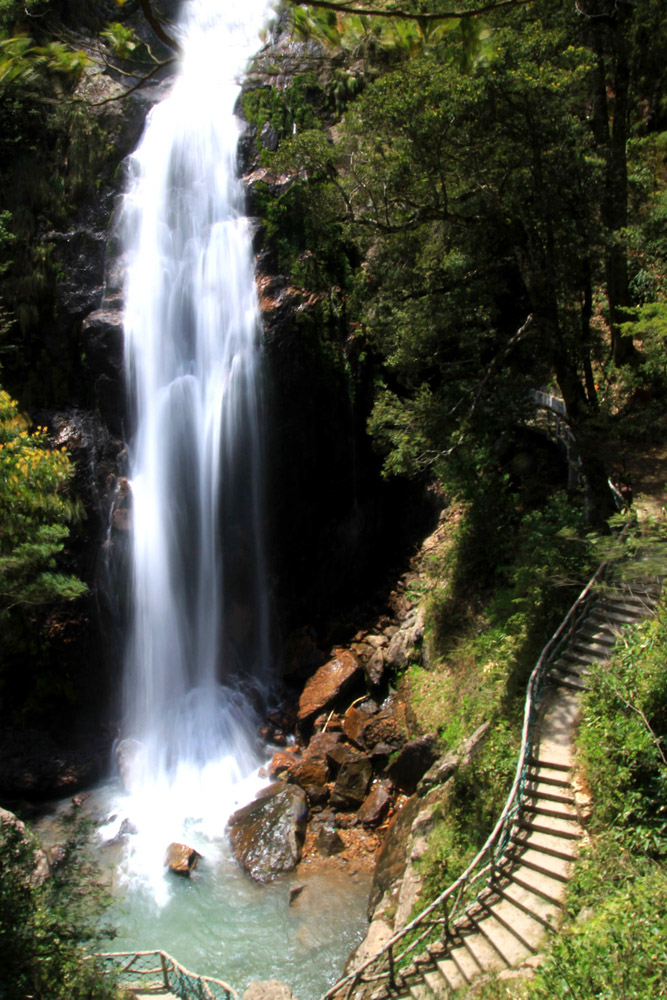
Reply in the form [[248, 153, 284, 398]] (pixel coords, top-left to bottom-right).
[[68, 775, 372, 1000]]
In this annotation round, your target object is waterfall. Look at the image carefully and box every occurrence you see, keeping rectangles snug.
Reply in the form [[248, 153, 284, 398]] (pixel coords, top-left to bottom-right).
[[117, 0, 271, 884]]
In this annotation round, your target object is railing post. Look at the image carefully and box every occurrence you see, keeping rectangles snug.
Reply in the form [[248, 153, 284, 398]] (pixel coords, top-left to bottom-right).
[[441, 897, 449, 941], [160, 952, 169, 990], [387, 944, 396, 990]]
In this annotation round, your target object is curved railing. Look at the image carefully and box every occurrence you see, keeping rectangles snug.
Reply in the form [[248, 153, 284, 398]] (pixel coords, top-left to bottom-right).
[[322, 525, 632, 1000], [529, 389, 582, 487], [88, 950, 237, 1000]]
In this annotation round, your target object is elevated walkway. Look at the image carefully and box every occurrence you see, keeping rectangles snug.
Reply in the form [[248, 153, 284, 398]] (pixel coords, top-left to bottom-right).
[[88, 950, 237, 1000], [324, 533, 662, 1000]]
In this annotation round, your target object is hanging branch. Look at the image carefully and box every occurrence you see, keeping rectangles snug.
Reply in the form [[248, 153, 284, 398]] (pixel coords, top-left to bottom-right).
[[287, 0, 533, 23], [138, 0, 181, 55]]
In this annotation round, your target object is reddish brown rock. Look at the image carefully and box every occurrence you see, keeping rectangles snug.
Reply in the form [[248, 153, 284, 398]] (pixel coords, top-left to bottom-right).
[[357, 782, 392, 827], [362, 712, 408, 752], [315, 823, 345, 856], [164, 842, 202, 876], [330, 754, 373, 811], [313, 712, 344, 732], [326, 742, 360, 775], [342, 706, 366, 747], [298, 649, 362, 725], [302, 731, 342, 767], [291, 758, 329, 790], [268, 751, 299, 779]]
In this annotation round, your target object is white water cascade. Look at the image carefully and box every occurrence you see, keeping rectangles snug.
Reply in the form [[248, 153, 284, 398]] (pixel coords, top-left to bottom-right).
[[115, 0, 272, 895]]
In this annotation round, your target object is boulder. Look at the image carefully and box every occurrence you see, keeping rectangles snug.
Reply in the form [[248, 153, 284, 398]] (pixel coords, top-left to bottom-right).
[[357, 782, 392, 827], [302, 731, 342, 767], [342, 706, 366, 746], [227, 783, 308, 883], [362, 712, 408, 752], [268, 750, 300, 779], [417, 722, 490, 794], [297, 650, 362, 725], [164, 842, 202, 876], [330, 754, 373, 811], [387, 735, 439, 795], [290, 758, 329, 791], [385, 608, 425, 670], [315, 823, 345, 856], [243, 982, 299, 1000], [365, 649, 386, 686], [326, 741, 359, 775]]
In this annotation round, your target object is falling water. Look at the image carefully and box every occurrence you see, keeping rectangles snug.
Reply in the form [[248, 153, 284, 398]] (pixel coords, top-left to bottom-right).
[[116, 0, 272, 890]]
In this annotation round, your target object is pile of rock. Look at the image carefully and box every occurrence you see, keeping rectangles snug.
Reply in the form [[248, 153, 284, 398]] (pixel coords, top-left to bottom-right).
[[227, 586, 441, 883]]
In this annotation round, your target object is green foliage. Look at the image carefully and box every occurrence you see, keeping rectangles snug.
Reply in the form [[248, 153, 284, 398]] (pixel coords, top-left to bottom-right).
[[242, 74, 324, 143], [416, 722, 518, 902], [579, 606, 667, 856], [0, 813, 118, 1000], [0, 388, 85, 613]]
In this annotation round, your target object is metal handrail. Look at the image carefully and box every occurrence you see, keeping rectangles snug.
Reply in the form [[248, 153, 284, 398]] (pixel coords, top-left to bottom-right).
[[88, 949, 237, 1000], [322, 521, 634, 1000]]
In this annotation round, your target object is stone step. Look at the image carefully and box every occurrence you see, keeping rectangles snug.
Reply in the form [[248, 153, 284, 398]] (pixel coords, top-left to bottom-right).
[[522, 786, 575, 807], [523, 795, 579, 821], [505, 848, 570, 884], [573, 624, 616, 645], [599, 601, 646, 625], [593, 606, 646, 626], [407, 978, 439, 1000], [505, 869, 564, 908], [569, 639, 613, 659], [552, 658, 591, 677], [528, 757, 571, 773], [491, 885, 556, 930], [517, 816, 580, 841], [511, 831, 577, 863], [466, 910, 517, 968], [526, 770, 570, 789], [458, 922, 507, 975], [442, 941, 478, 986], [423, 964, 455, 995], [477, 897, 537, 956], [548, 671, 588, 692]]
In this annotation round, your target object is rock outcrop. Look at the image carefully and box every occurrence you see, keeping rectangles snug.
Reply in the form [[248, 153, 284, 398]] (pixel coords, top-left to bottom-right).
[[227, 783, 308, 882]]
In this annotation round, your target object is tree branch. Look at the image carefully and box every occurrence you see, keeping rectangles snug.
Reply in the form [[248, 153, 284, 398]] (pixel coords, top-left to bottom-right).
[[138, 0, 181, 55], [611, 682, 667, 769], [288, 0, 532, 22], [83, 58, 176, 105]]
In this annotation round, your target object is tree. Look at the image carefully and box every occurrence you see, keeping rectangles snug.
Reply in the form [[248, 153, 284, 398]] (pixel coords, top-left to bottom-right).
[[312, 3, 617, 516], [0, 812, 117, 1000], [0, 388, 85, 614]]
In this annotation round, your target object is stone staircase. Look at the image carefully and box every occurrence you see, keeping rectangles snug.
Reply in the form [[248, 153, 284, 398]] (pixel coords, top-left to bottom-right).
[[333, 575, 662, 1000]]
